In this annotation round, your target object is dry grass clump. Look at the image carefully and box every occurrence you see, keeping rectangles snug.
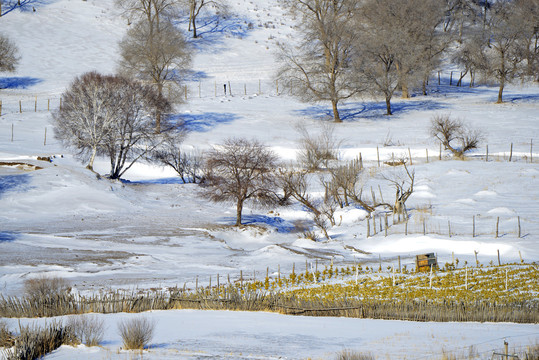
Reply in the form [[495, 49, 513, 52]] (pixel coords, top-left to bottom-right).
[[67, 314, 105, 346], [0, 320, 15, 347], [3, 320, 77, 360], [118, 316, 155, 350], [335, 349, 375, 360]]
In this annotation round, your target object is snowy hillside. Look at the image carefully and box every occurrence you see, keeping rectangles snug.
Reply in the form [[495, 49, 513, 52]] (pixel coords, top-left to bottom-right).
[[0, 0, 538, 358]]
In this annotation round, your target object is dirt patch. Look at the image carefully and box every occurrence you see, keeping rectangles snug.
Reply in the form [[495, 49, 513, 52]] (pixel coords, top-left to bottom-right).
[[0, 161, 43, 171]]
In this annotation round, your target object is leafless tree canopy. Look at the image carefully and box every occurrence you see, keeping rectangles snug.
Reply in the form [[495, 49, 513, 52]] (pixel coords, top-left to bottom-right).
[[153, 137, 206, 184], [0, 33, 19, 73], [277, 0, 362, 123], [295, 122, 340, 171], [117, 0, 192, 132], [53, 72, 172, 179], [430, 114, 483, 158], [205, 138, 279, 226]]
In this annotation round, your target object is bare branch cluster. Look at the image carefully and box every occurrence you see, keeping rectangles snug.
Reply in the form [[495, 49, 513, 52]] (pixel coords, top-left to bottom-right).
[[430, 114, 484, 158], [204, 138, 279, 226], [0, 33, 19, 73]]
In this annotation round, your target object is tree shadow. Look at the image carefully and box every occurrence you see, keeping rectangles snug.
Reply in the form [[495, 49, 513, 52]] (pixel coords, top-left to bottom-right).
[[221, 215, 295, 233], [176, 14, 253, 54], [1, 0, 56, 16], [0, 174, 32, 198], [296, 99, 446, 122], [171, 112, 240, 132], [0, 232, 18, 243], [122, 177, 185, 185], [0, 77, 43, 89], [183, 70, 210, 82]]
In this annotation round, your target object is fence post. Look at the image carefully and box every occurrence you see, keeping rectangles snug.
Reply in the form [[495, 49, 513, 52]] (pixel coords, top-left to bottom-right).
[[408, 148, 412, 165], [497, 249, 501, 266], [509, 143, 513, 162], [44, 127, 47, 146], [486, 145, 489, 162], [35, 96, 37, 112], [0, 100, 2, 116], [258, 79, 261, 95], [426, 149, 429, 163], [439, 143, 442, 160], [448, 220, 451, 238], [228, 81, 232, 96], [450, 71, 453, 85], [438, 71, 441, 85], [19, 100, 22, 113], [496, 217, 500, 238], [377, 146, 380, 167], [517, 216, 521, 238], [244, 83, 247, 96], [47, 99, 50, 111], [11, 123, 14, 142]]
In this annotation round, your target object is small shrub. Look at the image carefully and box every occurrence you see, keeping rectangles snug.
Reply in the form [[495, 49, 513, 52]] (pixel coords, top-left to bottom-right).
[[67, 314, 105, 346], [3, 321, 76, 360], [335, 349, 375, 360], [23, 275, 71, 299], [118, 317, 155, 350]]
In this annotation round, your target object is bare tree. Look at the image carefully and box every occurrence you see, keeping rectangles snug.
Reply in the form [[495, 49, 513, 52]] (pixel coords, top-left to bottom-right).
[[117, 0, 191, 133], [381, 160, 415, 217], [430, 114, 483, 158], [513, 0, 539, 81], [205, 138, 279, 226], [180, 0, 229, 38], [115, 0, 179, 27], [356, 0, 447, 100], [0, 33, 19, 73], [153, 138, 206, 183], [295, 122, 340, 171], [277, 0, 362, 123], [53, 72, 172, 179]]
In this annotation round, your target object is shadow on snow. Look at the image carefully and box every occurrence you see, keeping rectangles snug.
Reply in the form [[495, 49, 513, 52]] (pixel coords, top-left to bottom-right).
[[296, 99, 446, 122], [0, 174, 32, 198], [171, 112, 240, 133], [0, 77, 43, 90], [0, 232, 18, 243], [221, 215, 295, 233], [1, 0, 56, 16], [175, 14, 253, 53]]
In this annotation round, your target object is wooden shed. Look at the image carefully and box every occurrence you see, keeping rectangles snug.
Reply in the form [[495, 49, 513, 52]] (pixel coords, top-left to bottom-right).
[[416, 253, 437, 272]]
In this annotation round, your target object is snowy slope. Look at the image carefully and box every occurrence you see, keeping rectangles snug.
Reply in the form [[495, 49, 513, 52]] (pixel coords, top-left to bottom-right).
[[1, 0, 539, 358]]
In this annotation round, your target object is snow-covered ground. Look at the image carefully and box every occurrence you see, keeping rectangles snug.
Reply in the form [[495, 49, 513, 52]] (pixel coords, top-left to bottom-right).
[[2, 310, 538, 360], [0, 0, 538, 358]]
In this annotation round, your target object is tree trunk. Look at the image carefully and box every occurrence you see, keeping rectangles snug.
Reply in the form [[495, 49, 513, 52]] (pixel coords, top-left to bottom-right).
[[155, 82, 163, 133], [86, 147, 97, 171], [331, 100, 341, 123], [497, 54, 505, 104], [497, 80, 505, 103], [401, 82, 410, 99], [385, 96, 392, 115], [235, 198, 243, 226], [192, 16, 197, 38]]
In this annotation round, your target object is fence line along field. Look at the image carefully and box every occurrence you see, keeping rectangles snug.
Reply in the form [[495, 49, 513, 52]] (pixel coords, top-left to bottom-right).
[[1, 262, 537, 323]]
